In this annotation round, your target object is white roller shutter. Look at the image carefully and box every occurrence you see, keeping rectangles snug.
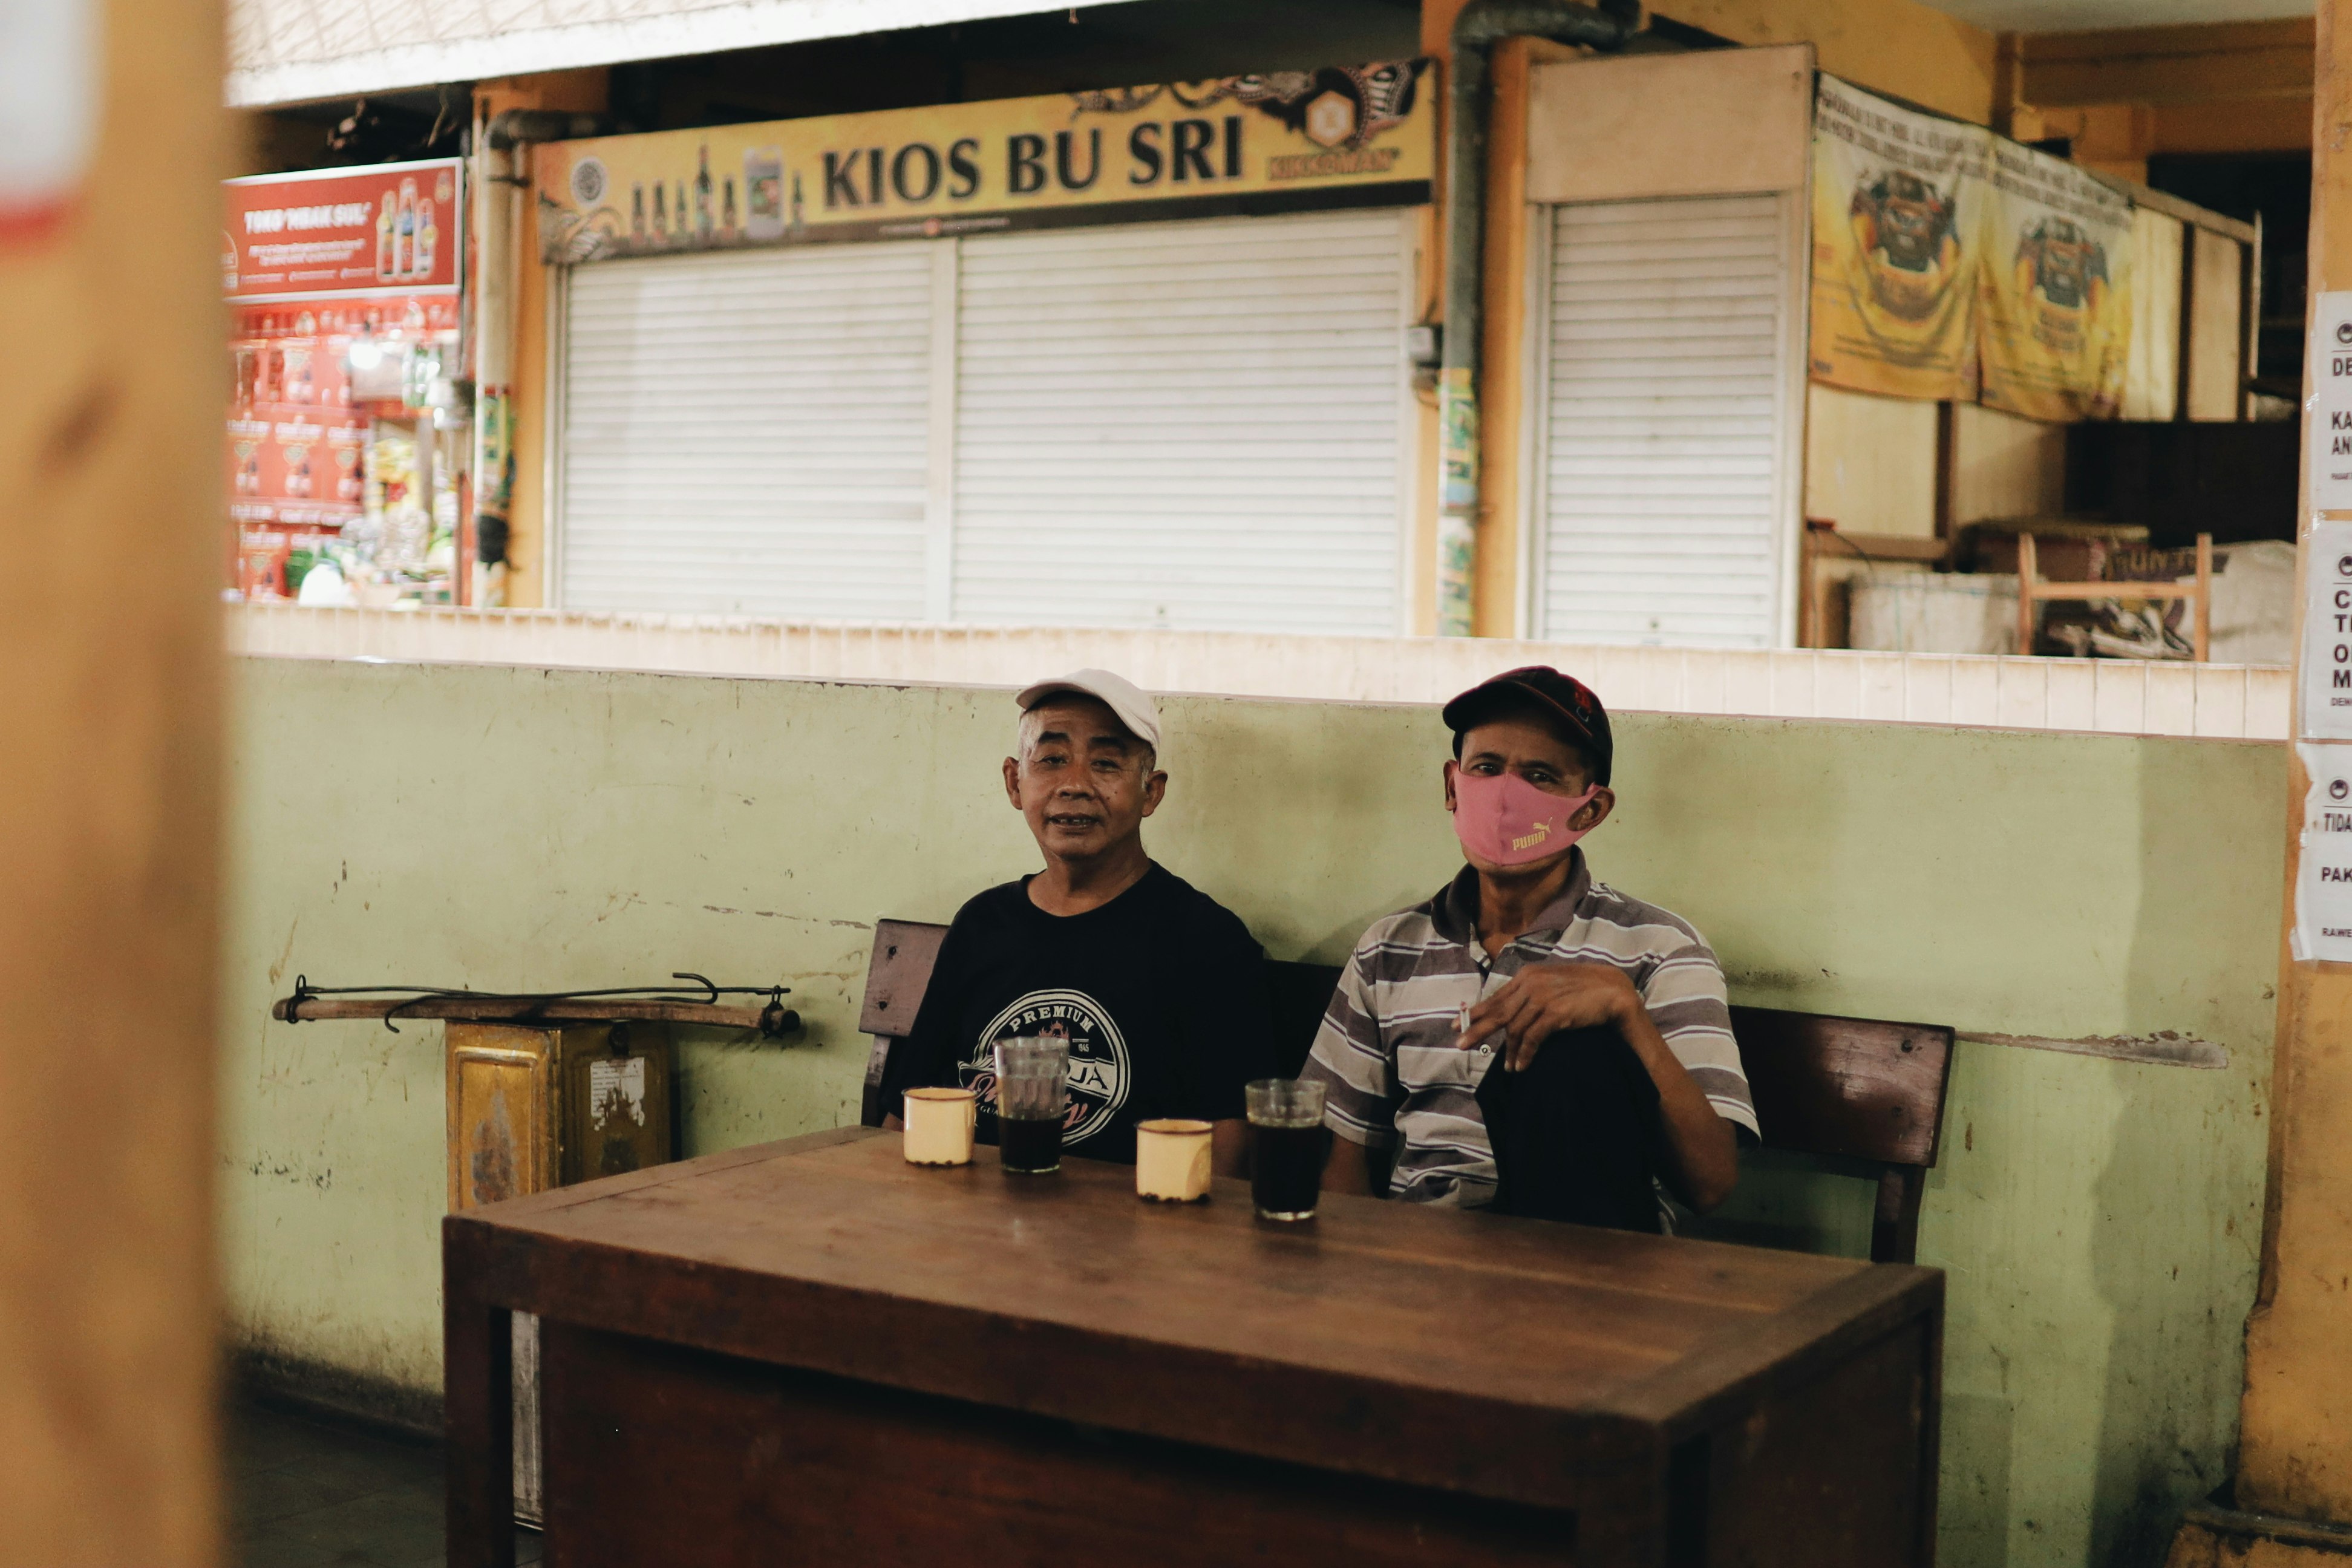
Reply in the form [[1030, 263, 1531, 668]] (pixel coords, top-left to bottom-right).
[[559, 242, 937, 618], [952, 211, 1410, 633], [1534, 194, 1798, 648]]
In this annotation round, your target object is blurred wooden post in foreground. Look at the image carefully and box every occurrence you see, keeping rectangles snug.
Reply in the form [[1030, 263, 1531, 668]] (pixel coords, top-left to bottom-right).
[[0, 0, 226, 1564], [2167, 0, 2352, 1560]]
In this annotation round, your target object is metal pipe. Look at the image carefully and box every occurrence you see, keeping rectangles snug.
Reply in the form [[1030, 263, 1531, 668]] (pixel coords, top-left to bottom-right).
[[469, 111, 520, 586], [484, 109, 603, 151], [1437, 0, 1633, 635]]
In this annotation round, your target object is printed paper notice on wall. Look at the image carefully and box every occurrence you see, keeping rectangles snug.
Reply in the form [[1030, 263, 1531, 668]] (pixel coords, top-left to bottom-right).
[[2295, 744, 2352, 962], [2304, 520, 2352, 739], [2313, 293, 2352, 510]]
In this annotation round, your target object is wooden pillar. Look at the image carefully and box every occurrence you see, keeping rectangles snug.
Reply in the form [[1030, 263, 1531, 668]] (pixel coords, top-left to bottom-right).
[[482, 69, 609, 611], [2189, 0, 2352, 1550], [0, 0, 225, 1564]]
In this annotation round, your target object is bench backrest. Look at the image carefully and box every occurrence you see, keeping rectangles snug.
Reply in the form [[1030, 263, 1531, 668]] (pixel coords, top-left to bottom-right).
[[858, 919, 1953, 1263]]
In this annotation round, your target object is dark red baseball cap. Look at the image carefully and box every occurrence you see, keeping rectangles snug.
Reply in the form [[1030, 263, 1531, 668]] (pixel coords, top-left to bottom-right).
[[1441, 667, 1614, 785]]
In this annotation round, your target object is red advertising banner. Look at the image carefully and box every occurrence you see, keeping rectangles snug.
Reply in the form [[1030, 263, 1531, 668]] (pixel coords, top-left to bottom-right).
[[223, 158, 463, 301]]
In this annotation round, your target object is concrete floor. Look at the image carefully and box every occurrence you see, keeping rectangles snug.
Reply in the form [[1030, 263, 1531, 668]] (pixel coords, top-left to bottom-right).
[[229, 1398, 541, 1568]]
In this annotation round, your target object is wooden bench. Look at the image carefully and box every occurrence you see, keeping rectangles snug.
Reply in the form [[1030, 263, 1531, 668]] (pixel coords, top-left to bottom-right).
[[858, 918, 1954, 1264]]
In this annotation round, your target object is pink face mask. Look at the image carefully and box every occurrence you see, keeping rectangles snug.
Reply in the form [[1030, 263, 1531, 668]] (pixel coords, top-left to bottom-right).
[[1449, 767, 1599, 867]]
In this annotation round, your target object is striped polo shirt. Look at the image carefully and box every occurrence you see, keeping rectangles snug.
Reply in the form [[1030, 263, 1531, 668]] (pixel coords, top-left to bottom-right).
[[1300, 854, 1757, 1210]]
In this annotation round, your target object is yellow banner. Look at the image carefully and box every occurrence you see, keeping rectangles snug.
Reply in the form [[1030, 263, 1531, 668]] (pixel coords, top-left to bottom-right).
[[536, 61, 1434, 264], [1977, 140, 2134, 422], [1808, 76, 1984, 402]]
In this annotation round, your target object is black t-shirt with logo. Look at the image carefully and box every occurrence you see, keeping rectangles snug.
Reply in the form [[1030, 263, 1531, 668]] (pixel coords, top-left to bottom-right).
[[881, 864, 1281, 1166]]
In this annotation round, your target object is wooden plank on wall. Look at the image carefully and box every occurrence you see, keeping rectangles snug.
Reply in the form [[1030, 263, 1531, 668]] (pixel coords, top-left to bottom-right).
[[1526, 44, 1814, 204], [2126, 207, 2186, 420], [1950, 403, 2068, 524], [2157, 94, 2316, 154], [1803, 385, 1939, 538], [2187, 227, 2247, 420], [2108, 176, 2261, 245], [2022, 17, 2314, 106]]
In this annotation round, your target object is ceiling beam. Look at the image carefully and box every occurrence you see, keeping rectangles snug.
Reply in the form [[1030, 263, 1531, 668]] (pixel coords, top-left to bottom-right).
[[2020, 17, 2313, 108]]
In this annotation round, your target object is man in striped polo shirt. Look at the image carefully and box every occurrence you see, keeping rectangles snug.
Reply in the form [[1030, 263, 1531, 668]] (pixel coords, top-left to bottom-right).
[[1304, 667, 1754, 1229]]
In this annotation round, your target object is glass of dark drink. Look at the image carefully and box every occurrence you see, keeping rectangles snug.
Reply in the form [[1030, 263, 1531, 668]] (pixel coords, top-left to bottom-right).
[[1246, 1078, 1330, 1221], [993, 1037, 1069, 1175]]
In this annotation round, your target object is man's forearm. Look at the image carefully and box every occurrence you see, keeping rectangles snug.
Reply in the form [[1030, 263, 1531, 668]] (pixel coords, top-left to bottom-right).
[[1211, 1118, 1249, 1179], [1613, 997, 1738, 1212], [1323, 1133, 1375, 1194]]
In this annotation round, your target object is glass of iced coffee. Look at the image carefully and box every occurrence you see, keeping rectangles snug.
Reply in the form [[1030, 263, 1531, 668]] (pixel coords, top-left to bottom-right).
[[993, 1037, 1069, 1175], [1246, 1079, 1329, 1221]]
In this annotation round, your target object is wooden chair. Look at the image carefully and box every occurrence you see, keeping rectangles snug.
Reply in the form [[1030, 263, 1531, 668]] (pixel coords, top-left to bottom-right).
[[1723, 1005, 1953, 1265], [2017, 530, 2213, 660], [857, 922, 1955, 1264], [856, 918, 949, 1126]]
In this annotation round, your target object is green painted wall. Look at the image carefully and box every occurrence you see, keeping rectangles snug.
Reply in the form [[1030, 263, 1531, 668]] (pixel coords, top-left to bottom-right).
[[221, 658, 2284, 1567]]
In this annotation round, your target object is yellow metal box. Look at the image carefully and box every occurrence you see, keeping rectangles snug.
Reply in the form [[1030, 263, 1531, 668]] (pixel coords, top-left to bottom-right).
[[446, 1021, 673, 1211]]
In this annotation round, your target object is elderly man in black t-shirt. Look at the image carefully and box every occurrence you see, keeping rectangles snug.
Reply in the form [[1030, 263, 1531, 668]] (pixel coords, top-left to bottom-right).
[[880, 670, 1279, 1174]]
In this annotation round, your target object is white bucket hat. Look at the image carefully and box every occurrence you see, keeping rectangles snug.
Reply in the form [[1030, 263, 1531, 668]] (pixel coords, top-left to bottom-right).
[[1014, 668, 1162, 751]]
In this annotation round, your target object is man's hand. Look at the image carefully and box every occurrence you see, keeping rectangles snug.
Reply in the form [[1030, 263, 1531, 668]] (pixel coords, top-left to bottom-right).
[[1459, 960, 1740, 1212], [1457, 962, 1638, 1071]]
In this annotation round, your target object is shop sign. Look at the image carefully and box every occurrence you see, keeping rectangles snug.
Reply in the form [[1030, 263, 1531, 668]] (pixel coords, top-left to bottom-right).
[[224, 158, 463, 301], [535, 59, 1432, 264]]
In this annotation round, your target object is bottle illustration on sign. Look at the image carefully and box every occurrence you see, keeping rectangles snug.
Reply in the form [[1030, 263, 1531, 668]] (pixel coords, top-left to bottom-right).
[[376, 195, 395, 279], [415, 197, 435, 278], [652, 182, 668, 244], [395, 178, 417, 277], [722, 176, 737, 240], [631, 183, 647, 243], [695, 145, 714, 240], [789, 171, 806, 234], [745, 148, 783, 240], [675, 181, 690, 241]]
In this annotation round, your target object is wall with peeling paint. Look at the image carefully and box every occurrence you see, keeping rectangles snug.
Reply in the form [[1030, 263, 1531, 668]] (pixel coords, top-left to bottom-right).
[[221, 657, 2284, 1567]]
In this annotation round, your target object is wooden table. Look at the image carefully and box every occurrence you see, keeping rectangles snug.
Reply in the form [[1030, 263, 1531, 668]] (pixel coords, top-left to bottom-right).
[[445, 1128, 1942, 1568]]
